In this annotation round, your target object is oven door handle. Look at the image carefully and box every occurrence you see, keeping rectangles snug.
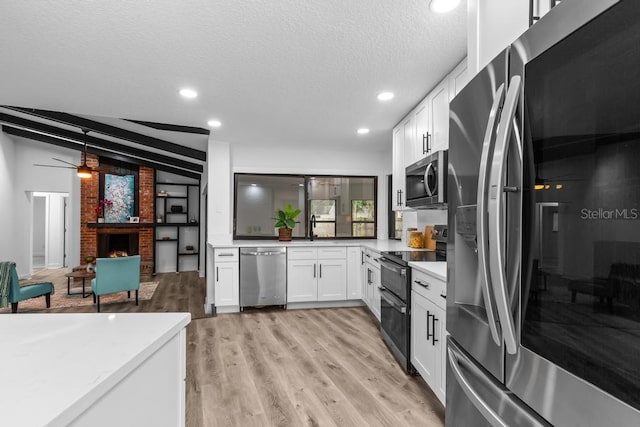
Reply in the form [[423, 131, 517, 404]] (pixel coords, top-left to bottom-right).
[[488, 75, 521, 355], [477, 82, 505, 347], [380, 288, 407, 314], [379, 258, 406, 276]]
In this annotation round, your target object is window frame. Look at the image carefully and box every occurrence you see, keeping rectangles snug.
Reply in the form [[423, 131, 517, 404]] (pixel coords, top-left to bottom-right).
[[233, 173, 377, 240]]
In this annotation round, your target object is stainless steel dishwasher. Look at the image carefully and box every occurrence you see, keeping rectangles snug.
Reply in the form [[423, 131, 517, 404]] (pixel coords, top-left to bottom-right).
[[240, 247, 287, 310]]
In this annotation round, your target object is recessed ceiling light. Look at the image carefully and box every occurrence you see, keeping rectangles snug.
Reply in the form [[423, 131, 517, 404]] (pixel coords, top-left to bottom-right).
[[357, 128, 370, 135], [207, 120, 222, 128], [179, 88, 198, 99], [430, 0, 461, 13], [377, 92, 394, 101]]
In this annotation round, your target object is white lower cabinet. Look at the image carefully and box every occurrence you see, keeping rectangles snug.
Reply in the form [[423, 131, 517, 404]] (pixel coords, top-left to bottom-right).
[[347, 247, 363, 300], [362, 249, 381, 321], [411, 269, 447, 405], [287, 260, 318, 302], [214, 248, 239, 307], [287, 247, 347, 302]]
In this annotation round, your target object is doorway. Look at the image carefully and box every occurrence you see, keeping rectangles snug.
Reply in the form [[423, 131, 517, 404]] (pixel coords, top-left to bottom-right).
[[31, 192, 69, 272]]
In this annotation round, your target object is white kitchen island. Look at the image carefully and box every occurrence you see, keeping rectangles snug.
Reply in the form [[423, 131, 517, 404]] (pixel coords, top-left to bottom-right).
[[0, 312, 190, 427]]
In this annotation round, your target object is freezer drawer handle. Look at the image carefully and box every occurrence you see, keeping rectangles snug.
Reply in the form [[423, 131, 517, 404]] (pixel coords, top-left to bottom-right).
[[447, 343, 509, 427], [217, 253, 235, 257]]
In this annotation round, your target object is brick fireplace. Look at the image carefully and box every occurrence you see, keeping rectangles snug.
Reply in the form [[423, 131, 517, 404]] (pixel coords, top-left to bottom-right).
[[80, 154, 155, 267]]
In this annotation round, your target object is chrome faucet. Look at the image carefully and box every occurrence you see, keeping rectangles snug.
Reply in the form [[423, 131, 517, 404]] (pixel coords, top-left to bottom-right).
[[310, 214, 317, 241]]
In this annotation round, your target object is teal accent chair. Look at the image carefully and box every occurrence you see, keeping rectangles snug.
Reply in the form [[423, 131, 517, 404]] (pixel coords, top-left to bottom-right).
[[90, 255, 140, 312], [7, 264, 53, 313]]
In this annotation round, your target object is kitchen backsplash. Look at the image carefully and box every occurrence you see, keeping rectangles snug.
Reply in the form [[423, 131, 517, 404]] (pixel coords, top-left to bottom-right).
[[401, 209, 448, 245]]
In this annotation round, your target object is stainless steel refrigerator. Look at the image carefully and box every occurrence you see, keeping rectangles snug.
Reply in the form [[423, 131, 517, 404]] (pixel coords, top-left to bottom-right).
[[446, 0, 640, 425]]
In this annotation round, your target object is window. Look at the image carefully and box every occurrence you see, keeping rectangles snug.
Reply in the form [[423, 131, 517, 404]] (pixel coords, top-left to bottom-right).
[[351, 200, 375, 237], [234, 174, 376, 239]]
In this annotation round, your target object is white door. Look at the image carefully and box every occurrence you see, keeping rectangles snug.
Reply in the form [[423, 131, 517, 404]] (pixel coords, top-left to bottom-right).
[[317, 259, 347, 301], [429, 79, 450, 152], [392, 126, 405, 211], [347, 247, 363, 300], [403, 115, 417, 167], [411, 290, 439, 389], [415, 101, 430, 158], [369, 265, 381, 321], [287, 260, 317, 302]]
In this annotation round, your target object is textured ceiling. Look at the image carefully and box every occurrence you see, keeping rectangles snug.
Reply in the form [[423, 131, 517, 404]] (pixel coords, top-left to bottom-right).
[[0, 0, 467, 152]]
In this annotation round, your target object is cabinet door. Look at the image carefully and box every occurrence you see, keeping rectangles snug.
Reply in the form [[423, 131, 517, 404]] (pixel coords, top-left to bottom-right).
[[403, 114, 417, 167], [347, 247, 363, 300], [437, 305, 447, 405], [449, 59, 468, 99], [317, 259, 347, 301], [287, 260, 318, 302], [369, 264, 381, 321], [429, 79, 450, 152], [414, 101, 430, 159], [392, 126, 405, 211], [214, 262, 239, 307], [410, 290, 439, 391]]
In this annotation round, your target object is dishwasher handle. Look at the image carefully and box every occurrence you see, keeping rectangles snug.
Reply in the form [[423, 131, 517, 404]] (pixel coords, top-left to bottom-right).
[[242, 251, 286, 256]]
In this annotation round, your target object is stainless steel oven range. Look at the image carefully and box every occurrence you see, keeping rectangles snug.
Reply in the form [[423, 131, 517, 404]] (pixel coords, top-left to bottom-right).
[[379, 225, 447, 374]]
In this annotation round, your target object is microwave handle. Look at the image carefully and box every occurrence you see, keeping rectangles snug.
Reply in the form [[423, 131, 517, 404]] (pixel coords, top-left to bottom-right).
[[424, 162, 435, 197], [488, 75, 521, 355], [476, 83, 505, 347]]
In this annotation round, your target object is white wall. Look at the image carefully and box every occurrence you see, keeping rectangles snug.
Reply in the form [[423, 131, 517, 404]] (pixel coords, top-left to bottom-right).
[[468, 0, 529, 74], [11, 135, 80, 276], [0, 133, 16, 264], [402, 209, 448, 245]]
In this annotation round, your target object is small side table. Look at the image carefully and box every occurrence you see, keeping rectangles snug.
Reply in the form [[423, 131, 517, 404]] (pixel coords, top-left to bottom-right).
[[65, 269, 96, 298]]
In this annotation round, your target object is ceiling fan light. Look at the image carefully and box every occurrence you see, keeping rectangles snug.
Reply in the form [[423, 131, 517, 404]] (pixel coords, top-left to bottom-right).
[[77, 164, 92, 179]]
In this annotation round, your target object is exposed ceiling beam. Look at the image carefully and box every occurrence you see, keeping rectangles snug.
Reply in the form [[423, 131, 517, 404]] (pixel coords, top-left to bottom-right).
[[3, 125, 201, 180], [125, 119, 210, 135], [0, 112, 203, 173], [4, 106, 207, 161]]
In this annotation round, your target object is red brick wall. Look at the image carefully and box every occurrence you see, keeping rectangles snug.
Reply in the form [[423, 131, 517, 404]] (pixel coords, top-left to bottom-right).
[[80, 157, 154, 267]]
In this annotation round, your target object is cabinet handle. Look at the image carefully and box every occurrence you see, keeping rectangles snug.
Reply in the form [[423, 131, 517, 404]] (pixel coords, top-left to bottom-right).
[[432, 316, 439, 346], [361, 252, 365, 264], [367, 268, 372, 284], [414, 279, 430, 289], [314, 264, 316, 278], [440, 293, 447, 299], [216, 267, 219, 282], [396, 190, 400, 205], [319, 264, 322, 278], [425, 132, 432, 153], [218, 253, 234, 257], [399, 190, 403, 206], [422, 133, 428, 154], [426, 311, 432, 341]]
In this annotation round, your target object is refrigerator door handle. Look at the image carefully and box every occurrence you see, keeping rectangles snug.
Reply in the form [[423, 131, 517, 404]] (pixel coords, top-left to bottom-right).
[[488, 75, 522, 355], [447, 343, 509, 427], [476, 83, 506, 347]]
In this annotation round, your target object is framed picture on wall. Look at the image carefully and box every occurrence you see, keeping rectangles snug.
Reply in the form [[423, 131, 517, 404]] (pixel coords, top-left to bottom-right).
[[104, 174, 135, 223]]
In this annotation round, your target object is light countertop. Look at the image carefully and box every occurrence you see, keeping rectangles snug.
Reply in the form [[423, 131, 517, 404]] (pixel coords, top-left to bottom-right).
[[0, 312, 190, 427], [409, 261, 447, 281], [208, 239, 415, 253]]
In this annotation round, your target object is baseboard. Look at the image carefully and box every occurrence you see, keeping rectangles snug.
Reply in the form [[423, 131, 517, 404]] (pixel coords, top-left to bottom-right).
[[286, 300, 365, 310]]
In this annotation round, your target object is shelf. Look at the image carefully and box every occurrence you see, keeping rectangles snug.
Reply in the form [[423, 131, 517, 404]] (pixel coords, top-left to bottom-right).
[[155, 223, 199, 227], [156, 196, 188, 199], [165, 212, 187, 215], [156, 183, 200, 187], [156, 239, 178, 242]]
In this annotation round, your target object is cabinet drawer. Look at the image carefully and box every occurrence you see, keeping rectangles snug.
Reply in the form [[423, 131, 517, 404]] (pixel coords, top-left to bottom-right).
[[364, 249, 381, 266], [412, 269, 446, 308], [317, 246, 346, 259], [214, 248, 239, 262], [287, 247, 318, 260]]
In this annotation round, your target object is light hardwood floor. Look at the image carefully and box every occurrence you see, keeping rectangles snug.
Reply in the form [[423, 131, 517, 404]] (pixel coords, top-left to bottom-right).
[[13, 269, 445, 426]]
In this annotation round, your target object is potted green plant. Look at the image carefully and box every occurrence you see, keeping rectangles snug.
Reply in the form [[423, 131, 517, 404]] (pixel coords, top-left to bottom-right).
[[273, 204, 301, 241]]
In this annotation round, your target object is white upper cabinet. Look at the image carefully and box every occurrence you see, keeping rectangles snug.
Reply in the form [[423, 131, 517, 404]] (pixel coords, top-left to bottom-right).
[[429, 78, 450, 153], [403, 114, 418, 167], [392, 126, 406, 211], [449, 59, 469, 100], [413, 100, 430, 164]]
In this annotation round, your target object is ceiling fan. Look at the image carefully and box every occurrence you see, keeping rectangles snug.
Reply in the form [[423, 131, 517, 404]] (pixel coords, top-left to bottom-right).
[[33, 129, 96, 178]]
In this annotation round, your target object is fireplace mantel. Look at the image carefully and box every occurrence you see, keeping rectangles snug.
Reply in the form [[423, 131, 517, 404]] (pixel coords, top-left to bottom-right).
[[86, 223, 156, 229]]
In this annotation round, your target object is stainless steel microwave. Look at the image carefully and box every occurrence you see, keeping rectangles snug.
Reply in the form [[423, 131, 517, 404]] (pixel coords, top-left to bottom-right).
[[405, 150, 447, 208]]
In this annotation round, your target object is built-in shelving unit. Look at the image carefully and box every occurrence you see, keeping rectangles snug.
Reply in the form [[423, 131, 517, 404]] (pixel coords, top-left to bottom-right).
[[154, 174, 201, 273]]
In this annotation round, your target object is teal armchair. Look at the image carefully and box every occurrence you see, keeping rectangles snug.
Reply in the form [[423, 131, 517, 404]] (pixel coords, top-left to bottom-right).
[[90, 255, 140, 312], [5, 263, 53, 313]]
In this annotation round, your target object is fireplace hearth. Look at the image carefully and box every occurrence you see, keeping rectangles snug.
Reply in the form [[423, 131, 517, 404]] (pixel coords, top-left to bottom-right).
[[98, 232, 139, 258]]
